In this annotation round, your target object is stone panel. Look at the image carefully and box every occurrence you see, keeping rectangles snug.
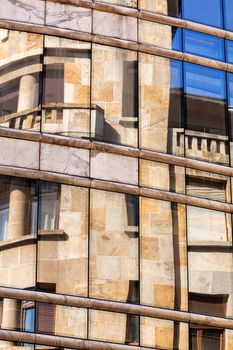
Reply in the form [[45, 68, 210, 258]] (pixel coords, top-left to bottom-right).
[[0, 137, 39, 169], [40, 144, 89, 177], [91, 151, 138, 185]]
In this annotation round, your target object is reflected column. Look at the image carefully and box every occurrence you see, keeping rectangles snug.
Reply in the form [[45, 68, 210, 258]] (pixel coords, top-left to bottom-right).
[[0, 180, 29, 347], [15, 74, 38, 129]]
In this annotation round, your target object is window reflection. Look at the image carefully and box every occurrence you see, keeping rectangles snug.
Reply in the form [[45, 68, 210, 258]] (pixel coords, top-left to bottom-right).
[[183, 30, 225, 61], [184, 63, 228, 165], [140, 55, 184, 155], [224, 0, 233, 31], [139, 0, 181, 17], [90, 190, 139, 302], [42, 36, 91, 139], [0, 29, 42, 131], [182, 0, 223, 28], [226, 40, 233, 64], [92, 45, 138, 147]]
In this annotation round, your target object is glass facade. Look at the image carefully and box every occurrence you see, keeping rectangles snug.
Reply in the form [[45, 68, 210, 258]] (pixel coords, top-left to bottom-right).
[[0, 1, 233, 350]]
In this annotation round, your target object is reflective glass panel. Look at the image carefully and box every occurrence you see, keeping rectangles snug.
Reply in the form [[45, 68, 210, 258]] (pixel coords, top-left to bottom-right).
[[183, 30, 225, 61], [187, 205, 233, 318], [182, 0, 223, 28], [42, 36, 91, 138], [140, 54, 184, 155], [139, 0, 181, 17], [92, 45, 138, 147], [140, 160, 185, 193], [139, 21, 182, 51], [227, 73, 233, 166], [90, 190, 139, 302], [36, 303, 87, 339], [89, 310, 139, 345], [141, 318, 189, 350], [226, 40, 233, 64], [37, 184, 88, 297], [0, 29, 43, 131], [184, 63, 228, 165], [140, 198, 188, 311], [224, 0, 233, 32], [0, 176, 37, 289]]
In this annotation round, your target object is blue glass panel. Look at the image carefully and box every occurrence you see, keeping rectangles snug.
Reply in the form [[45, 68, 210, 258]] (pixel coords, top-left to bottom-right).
[[183, 30, 225, 61], [171, 59, 183, 89], [170, 59, 183, 128], [227, 73, 233, 107], [226, 40, 233, 64], [184, 63, 227, 135], [182, 0, 223, 28], [224, 0, 233, 31], [184, 63, 226, 99], [172, 28, 182, 51], [24, 307, 35, 347], [24, 308, 35, 333]]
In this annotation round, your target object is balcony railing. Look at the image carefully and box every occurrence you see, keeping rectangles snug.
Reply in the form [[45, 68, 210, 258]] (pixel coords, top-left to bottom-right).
[[173, 129, 229, 165]]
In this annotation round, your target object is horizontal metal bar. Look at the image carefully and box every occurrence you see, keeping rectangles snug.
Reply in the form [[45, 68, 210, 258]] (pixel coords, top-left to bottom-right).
[[0, 20, 232, 73], [0, 329, 152, 350], [47, 0, 233, 40], [0, 127, 233, 178], [0, 287, 233, 330], [0, 164, 232, 212]]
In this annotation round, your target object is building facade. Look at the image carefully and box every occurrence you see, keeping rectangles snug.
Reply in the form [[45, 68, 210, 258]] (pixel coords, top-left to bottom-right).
[[0, 0, 233, 349]]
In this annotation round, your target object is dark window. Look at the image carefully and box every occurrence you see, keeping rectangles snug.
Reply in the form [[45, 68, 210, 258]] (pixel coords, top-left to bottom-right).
[[122, 61, 138, 118], [36, 302, 56, 335], [125, 195, 139, 227], [168, 0, 181, 17], [189, 293, 228, 317], [43, 64, 64, 103], [190, 328, 224, 350]]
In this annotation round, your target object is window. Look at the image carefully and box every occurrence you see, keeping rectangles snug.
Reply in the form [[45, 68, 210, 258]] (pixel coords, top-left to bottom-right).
[[0, 177, 38, 241], [36, 302, 55, 335], [122, 61, 138, 119], [190, 328, 224, 350], [39, 182, 60, 231]]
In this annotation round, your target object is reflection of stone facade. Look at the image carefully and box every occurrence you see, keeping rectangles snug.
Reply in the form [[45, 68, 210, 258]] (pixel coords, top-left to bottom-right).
[[0, 1, 233, 350]]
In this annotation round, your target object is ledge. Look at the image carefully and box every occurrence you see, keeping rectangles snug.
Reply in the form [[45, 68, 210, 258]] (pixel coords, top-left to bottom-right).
[[0, 230, 66, 251], [0, 234, 36, 251], [188, 240, 232, 247]]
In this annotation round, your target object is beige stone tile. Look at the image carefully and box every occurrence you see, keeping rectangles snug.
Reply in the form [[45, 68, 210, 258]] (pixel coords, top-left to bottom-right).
[[91, 151, 138, 185]]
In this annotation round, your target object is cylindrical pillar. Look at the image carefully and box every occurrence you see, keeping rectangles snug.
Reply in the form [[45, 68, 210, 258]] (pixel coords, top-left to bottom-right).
[[7, 181, 29, 240], [0, 299, 21, 348], [15, 74, 38, 129]]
